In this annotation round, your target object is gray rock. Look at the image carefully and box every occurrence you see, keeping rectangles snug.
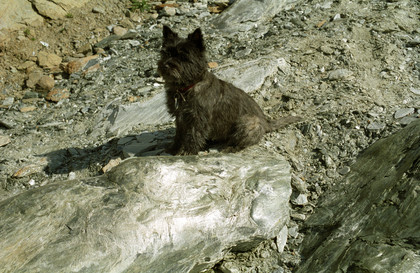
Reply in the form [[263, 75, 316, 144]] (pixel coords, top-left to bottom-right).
[[399, 116, 418, 125], [410, 87, 420, 95], [92, 91, 173, 137], [297, 120, 420, 273], [276, 226, 288, 253], [215, 57, 288, 93], [327, 69, 353, 81], [367, 121, 385, 131], [94, 34, 121, 49], [211, 0, 301, 33], [0, 153, 292, 272], [394, 107, 415, 119], [92, 6, 105, 14]]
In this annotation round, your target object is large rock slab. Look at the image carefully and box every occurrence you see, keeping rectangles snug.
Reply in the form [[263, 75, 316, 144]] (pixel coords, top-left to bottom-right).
[[212, 0, 301, 33], [0, 0, 90, 31], [297, 120, 420, 272], [215, 57, 289, 93], [0, 0, 44, 31], [92, 91, 173, 137], [0, 153, 292, 272]]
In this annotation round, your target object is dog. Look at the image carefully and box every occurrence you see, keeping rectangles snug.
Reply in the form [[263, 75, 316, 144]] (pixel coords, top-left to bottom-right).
[[158, 26, 300, 155]]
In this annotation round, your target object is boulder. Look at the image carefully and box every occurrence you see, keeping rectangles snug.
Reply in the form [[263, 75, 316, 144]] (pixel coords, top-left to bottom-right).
[[214, 57, 289, 93], [297, 120, 420, 272], [0, 153, 292, 272], [0, 0, 90, 31], [0, 0, 43, 31], [211, 0, 301, 33]]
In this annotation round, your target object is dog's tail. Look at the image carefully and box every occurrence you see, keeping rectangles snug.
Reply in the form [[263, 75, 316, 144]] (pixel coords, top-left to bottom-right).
[[267, 116, 303, 131]]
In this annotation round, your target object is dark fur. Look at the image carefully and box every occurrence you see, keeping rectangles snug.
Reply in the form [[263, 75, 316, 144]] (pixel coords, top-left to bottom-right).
[[158, 26, 300, 155]]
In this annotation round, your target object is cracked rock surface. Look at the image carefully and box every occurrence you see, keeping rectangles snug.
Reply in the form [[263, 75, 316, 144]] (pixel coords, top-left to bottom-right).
[[0, 0, 419, 272]]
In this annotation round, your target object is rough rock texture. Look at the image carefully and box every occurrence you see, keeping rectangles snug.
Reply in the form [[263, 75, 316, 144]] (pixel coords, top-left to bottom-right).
[[297, 120, 420, 273], [0, 153, 292, 272], [0, 0, 90, 30], [212, 0, 300, 33]]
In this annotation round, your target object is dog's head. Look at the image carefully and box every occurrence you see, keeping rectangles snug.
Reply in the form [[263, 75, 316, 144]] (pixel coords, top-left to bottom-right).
[[157, 26, 208, 86]]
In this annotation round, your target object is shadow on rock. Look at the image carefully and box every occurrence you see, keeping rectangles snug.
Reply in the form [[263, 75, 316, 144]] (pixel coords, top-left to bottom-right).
[[42, 128, 175, 175]]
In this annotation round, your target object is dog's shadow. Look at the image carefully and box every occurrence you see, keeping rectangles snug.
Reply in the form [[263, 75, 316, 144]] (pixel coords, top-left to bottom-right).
[[42, 128, 175, 175]]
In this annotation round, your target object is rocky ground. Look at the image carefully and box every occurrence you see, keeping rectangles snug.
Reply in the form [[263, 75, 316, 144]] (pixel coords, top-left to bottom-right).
[[0, 0, 419, 272]]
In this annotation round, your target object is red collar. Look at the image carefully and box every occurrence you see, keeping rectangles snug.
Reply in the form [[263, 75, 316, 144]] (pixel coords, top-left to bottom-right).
[[180, 83, 195, 92]]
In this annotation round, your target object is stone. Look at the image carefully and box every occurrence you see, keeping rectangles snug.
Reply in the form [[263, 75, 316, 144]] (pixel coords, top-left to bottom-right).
[[113, 26, 127, 36], [214, 57, 288, 93], [297, 120, 420, 273], [102, 157, 122, 173], [0, 0, 44, 30], [211, 0, 298, 33], [394, 107, 415, 119], [37, 51, 62, 69], [45, 88, 70, 102], [0, 135, 11, 147], [367, 121, 385, 131], [12, 157, 48, 178], [92, 6, 105, 14], [65, 55, 99, 74], [92, 91, 173, 137], [276, 226, 288, 253], [20, 106, 37, 113], [327, 69, 353, 81], [0, 153, 292, 272], [162, 6, 177, 16], [36, 75, 55, 91], [76, 43, 92, 54], [292, 193, 308, 206], [31, 0, 90, 20], [94, 35, 120, 49], [410, 87, 420, 95], [1, 97, 14, 106], [26, 71, 44, 88]]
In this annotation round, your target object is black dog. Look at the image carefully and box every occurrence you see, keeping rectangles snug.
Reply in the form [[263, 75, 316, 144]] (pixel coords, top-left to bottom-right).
[[158, 26, 300, 155]]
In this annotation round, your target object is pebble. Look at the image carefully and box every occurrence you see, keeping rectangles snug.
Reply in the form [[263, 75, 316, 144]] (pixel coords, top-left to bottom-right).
[[68, 172, 76, 180], [0, 135, 11, 147], [276, 226, 288, 253], [291, 173, 307, 193], [1, 97, 14, 106], [36, 75, 55, 91], [327, 69, 353, 80], [26, 71, 44, 88], [394, 108, 414, 119], [410, 87, 420, 95], [102, 158, 122, 173], [65, 55, 99, 74], [113, 26, 128, 36], [291, 213, 306, 221], [399, 116, 418, 125], [320, 45, 334, 55], [92, 6, 105, 14], [293, 193, 308, 206], [367, 121, 385, 131], [45, 88, 70, 102], [162, 6, 177, 16], [37, 51, 62, 69], [12, 158, 48, 178], [20, 106, 37, 113], [338, 166, 351, 175], [288, 226, 299, 238]]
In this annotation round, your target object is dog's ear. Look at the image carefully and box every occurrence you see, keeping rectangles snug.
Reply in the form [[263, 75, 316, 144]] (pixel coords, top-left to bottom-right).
[[188, 28, 205, 51], [162, 25, 178, 45]]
